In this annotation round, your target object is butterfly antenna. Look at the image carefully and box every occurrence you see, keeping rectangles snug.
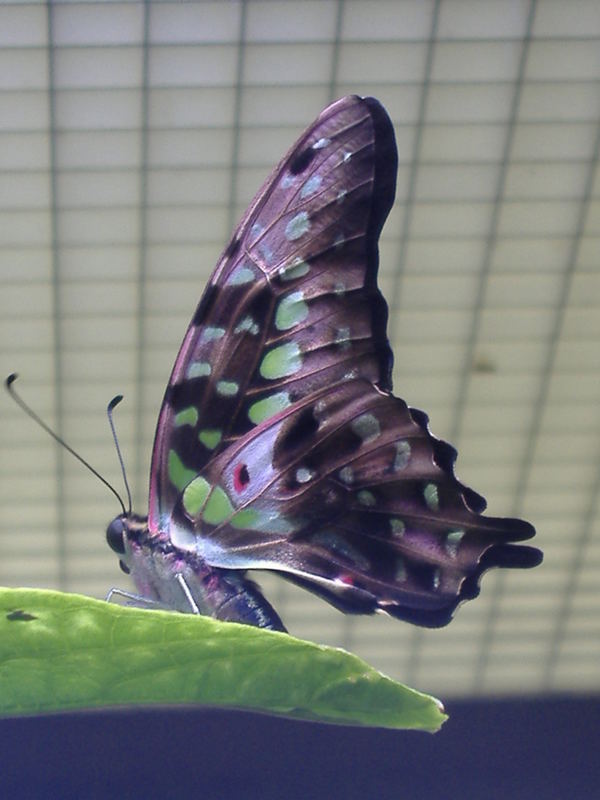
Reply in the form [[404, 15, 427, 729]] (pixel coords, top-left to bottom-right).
[[106, 395, 133, 514], [5, 373, 127, 516]]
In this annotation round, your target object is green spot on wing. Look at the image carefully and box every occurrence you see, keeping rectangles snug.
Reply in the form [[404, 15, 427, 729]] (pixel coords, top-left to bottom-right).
[[198, 429, 222, 450], [279, 258, 310, 282], [216, 380, 239, 397], [234, 315, 259, 335], [182, 476, 210, 516], [357, 490, 376, 507], [174, 406, 198, 427], [202, 327, 225, 342], [227, 265, 255, 286], [300, 174, 322, 198], [338, 467, 354, 484], [230, 507, 299, 534], [187, 362, 211, 379], [248, 392, 292, 424], [445, 529, 465, 557], [230, 508, 261, 529], [275, 291, 309, 331], [168, 450, 197, 492], [394, 440, 411, 470], [284, 211, 310, 241], [351, 413, 381, 443], [424, 483, 439, 511], [296, 467, 313, 483], [203, 486, 234, 525], [260, 343, 302, 380]]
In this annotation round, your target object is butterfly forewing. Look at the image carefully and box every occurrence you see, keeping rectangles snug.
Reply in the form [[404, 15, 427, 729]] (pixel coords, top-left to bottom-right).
[[139, 94, 540, 628], [149, 96, 397, 535]]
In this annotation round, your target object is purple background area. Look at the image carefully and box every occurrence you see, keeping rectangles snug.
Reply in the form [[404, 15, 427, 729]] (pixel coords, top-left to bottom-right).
[[1, 695, 597, 799]]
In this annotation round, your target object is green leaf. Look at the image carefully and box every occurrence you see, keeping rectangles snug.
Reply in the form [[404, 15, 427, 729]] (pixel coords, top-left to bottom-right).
[[0, 587, 447, 731]]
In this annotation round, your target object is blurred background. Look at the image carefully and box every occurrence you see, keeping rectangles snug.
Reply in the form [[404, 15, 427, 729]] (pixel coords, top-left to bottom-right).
[[1, 0, 599, 714]]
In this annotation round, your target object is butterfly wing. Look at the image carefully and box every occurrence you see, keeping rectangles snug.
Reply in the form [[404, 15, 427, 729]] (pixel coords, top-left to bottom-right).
[[149, 96, 397, 537], [167, 378, 540, 627], [147, 94, 540, 627]]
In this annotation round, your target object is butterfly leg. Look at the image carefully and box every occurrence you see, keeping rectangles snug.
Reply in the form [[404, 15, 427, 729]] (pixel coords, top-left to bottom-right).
[[175, 572, 201, 614], [106, 577, 216, 616], [105, 587, 170, 611]]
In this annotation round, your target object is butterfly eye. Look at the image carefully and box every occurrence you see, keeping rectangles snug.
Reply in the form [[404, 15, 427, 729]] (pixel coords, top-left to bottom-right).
[[233, 463, 250, 493], [119, 560, 130, 575], [106, 517, 126, 555]]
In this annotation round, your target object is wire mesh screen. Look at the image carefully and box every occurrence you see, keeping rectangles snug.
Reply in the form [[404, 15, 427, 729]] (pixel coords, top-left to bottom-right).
[[1, 0, 599, 698]]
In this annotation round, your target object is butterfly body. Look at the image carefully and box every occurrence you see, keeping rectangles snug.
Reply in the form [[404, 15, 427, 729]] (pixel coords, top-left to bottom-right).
[[107, 96, 541, 631], [107, 514, 286, 629]]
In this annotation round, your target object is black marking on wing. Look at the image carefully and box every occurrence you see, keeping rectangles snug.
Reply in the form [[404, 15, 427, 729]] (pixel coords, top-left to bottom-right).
[[191, 283, 219, 327], [289, 146, 317, 175]]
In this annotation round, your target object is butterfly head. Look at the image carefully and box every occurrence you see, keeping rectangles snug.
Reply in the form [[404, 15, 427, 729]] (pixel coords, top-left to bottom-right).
[[106, 512, 148, 575]]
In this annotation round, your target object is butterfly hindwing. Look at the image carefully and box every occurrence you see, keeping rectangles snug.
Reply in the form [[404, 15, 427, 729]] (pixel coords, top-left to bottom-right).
[[167, 378, 539, 627]]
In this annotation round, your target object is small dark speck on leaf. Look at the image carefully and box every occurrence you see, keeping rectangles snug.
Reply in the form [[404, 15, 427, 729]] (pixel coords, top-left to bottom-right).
[[6, 609, 38, 622]]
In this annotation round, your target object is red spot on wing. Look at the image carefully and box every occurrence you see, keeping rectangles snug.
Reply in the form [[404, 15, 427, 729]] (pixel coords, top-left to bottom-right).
[[233, 463, 250, 493]]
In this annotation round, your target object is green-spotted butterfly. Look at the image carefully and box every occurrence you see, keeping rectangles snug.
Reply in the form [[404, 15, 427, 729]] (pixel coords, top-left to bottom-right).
[[106, 96, 542, 632]]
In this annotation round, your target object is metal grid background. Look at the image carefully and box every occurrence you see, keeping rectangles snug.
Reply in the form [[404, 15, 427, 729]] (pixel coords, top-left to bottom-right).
[[1, 0, 599, 699]]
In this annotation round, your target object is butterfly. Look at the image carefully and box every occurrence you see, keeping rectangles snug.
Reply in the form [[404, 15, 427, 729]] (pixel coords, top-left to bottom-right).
[[106, 95, 542, 633]]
